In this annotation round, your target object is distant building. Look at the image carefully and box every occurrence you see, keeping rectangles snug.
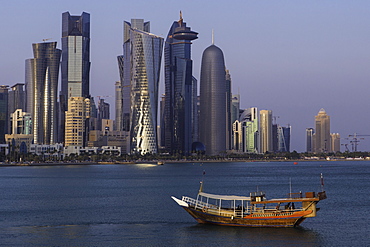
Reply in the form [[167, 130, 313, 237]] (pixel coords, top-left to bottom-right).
[[114, 81, 122, 131], [306, 128, 314, 153], [0, 85, 9, 143], [277, 125, 291, 152], [25, 42, 61, 145], [314, 108, 330, 153], [199, 43, 227, 156], [8, 83, 26, 122], [225, 70, 232, 151], [233, 108, 259, 153], [330, 133, 340, 153], [260, 110, 273, 153]]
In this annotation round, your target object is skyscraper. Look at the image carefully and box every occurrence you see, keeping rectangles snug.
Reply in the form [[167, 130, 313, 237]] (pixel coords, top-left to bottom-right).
[[61, 12, 90, 100], [25, 42, 61, 145], [118, 19, 163, 154], [0, 85, 9, 143], [260, 110, 273, 153], [8, 83, 26, 116], [314, 108, 330, 153], [61, 12, 90, 143], [164, 12, 198, 155], [225, 69, 232, 151], [117, 19, 150, 132], [199, 41, 227, 156], [233, 107, 259, 153], [306, 128, 314, 153], [277, 125, 291, 152]]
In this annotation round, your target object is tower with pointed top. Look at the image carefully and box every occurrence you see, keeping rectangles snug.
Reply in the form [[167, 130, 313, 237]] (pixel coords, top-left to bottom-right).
[[199, 36, 227, 156], [164, 13, 198, 155], [314, 108, 331, 153]]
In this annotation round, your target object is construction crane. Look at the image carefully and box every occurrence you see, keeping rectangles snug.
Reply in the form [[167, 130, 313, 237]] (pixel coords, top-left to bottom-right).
[[347, 133, 370, 152], [42, 38, 52, 42]]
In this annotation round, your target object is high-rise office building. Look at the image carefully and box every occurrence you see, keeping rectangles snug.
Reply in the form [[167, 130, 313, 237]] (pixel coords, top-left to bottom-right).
[[118, 19, 163, 154], [164, 12, 198, 155], [117, 19, 150, 133], [277, 125, 291, 152], [61, 12, 90, 100], [233, 107, 259, 153], [60, 12, 90, 143], [330, 133, 340, 153], [98, 98, 110, 121], [225, 69, 232, 151], [8, 83, 26, 116], [25, 42, 61, 145], [260, 110, 273, 153], [114, 80, 122, 131], [314, 108, 330, 153], [65, 97, 90, 147], [306, 128, 314, 153], [199, 42, 227, 156], [0, 85, 9, 143]]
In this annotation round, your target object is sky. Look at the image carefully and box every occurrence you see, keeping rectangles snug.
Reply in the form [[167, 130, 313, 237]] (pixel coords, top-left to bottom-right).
[[1, 0, 370, 152]]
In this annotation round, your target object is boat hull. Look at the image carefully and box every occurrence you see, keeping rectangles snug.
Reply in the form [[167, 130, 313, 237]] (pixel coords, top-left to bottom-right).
[[183, 207, 309, 227]]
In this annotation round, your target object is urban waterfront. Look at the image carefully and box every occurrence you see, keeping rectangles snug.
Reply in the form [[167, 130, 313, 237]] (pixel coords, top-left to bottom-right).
[[0, 161, 369, 246]]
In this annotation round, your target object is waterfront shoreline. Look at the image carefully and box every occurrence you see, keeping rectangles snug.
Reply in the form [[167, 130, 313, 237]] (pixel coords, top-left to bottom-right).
[[1, 157, 368, 167]]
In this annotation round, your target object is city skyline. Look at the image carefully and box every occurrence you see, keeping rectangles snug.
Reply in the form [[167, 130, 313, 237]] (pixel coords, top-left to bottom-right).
[[2, 1, 370, 151]]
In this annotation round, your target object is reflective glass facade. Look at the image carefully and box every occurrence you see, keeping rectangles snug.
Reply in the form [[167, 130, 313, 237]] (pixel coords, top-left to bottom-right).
[[199, 45, 226, 156], [25, 42, 61, 145], [117, 20, 150, 132], [129, 28, 163, 154], [61, 12, 90, 100], [164, 15, 198, 155], [260, 110, 273, 153]]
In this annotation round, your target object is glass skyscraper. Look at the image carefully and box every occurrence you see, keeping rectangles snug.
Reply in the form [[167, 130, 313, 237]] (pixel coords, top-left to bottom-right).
[[117, 20, 150, 132], [164, 13, 198, 155], [199, 43, 227, 156], [0, 85, 9, 143], [61, 12, 90, 100], [118, 19, 163, 154], [25, 42, 61, 145]]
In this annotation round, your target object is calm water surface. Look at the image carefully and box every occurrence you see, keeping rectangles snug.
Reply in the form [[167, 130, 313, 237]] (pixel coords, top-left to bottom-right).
[[0, 161, 369, 246]]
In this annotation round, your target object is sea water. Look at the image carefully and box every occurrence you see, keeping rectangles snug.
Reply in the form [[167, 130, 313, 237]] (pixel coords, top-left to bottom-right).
[[0, 161, 369, 246]]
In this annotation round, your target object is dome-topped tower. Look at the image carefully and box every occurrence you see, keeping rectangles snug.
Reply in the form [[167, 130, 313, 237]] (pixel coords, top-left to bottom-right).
[[199, 43, 226, 156]]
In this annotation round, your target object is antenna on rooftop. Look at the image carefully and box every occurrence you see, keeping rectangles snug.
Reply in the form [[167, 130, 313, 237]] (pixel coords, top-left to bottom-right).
[[212, 29, 214, 45]]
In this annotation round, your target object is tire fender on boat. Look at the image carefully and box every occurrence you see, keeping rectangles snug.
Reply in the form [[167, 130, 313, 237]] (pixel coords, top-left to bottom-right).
[[202, 206, 207, 213]]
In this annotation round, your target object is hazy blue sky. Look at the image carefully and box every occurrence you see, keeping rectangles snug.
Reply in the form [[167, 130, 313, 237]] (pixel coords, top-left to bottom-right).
[[1, 0, 370, 152]]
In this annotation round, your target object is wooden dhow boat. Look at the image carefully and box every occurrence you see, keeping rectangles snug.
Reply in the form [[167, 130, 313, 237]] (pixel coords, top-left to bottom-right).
[[172, 175, 327, 227]]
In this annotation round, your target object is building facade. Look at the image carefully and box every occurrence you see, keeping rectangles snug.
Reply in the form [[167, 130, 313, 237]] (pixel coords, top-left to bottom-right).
[[260, 110, 273, 153], [277, 125, 291, 152], [25, 42, 61, 145], [117, 19, 150, 133], [64, 97, 90, 147], [314, 108, 330, 153], [163, 13, 198, 155], [60, 12, 90, 144], [199, 44, 227, 156], [330, 133, 340, 153], [306, 128, 314, 153], [118, 19, 163, 154], [0, 85, 9, 143]]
